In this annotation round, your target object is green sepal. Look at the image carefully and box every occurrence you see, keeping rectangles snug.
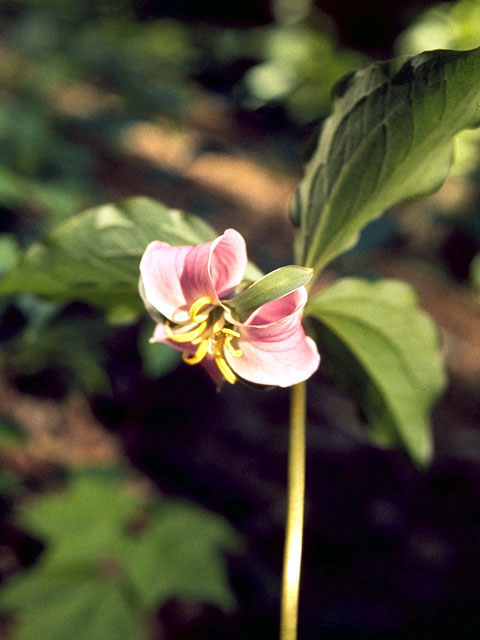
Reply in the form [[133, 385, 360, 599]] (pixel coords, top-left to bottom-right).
[[226, 265, 312, 322]]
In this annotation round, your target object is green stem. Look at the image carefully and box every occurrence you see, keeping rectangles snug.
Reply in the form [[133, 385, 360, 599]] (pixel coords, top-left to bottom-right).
[[280, 381, 307, 640]]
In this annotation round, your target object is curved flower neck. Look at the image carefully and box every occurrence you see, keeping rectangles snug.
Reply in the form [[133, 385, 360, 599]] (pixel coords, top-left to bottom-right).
[[164, 296, 242, 384]]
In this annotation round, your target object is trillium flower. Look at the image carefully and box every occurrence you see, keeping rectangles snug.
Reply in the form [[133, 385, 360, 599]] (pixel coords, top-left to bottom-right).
[[139, 229, 320, 387]]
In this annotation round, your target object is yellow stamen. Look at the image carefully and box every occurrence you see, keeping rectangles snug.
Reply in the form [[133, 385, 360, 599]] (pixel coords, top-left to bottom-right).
[[164, 320, 207, 343], [164, 296, 243, 384], [183, 339, 209, 365], [224, 333, 242, 358], [221, 327, 240, 338], [214, 356, 237, 384], [189, 296, 214, 322]]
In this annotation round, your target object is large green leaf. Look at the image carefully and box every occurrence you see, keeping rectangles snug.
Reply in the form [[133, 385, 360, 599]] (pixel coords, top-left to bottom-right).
[[0, 197, 217, 312], [293, 46, 480, 273], [307, 278, 446, 464]]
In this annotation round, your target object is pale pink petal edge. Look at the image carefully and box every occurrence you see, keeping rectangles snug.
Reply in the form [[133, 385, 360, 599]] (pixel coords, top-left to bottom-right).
[[244, 287, 308, 327], [140, 241, 193, 323], [227, 315, 320, 387], [208, 229, 247, 300]]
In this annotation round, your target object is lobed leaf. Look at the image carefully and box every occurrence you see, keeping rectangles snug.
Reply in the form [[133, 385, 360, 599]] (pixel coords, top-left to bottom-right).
[[19, 475, 140, 544], [307, 278, 446, 464], [293, 46, 480, 273], [17, 474, 141, 565], [0, 474, 239, 640]]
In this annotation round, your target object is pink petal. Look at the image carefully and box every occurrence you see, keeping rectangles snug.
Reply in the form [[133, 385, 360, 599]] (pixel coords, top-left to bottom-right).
[[245, 287, 308, 326], [150, 321, 168, 344], [139, 229, 247, 323], [226, 312, 320, 387], [208, 229, 247, 299]]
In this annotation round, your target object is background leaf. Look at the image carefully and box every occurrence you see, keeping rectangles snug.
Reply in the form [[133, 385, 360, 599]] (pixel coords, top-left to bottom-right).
[[293, 46, 480, 273], [18, 474, 141, 565], [0, 197, 217, 313], [0, 473, 239, 640], [0, 568, 141, 640], [139, 321, 182, 378], [121, 502, 239, 612], [0, 234, 20, 276], [307, 278, 446, 464]]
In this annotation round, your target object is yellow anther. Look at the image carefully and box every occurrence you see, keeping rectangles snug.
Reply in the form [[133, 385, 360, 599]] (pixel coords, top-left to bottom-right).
[[164, 301, 242, 384], [222, 327, 240, 338], [182, 339, 209, 365], [189, 296, 214, 322], [224, 333, 242, 358], [164, 320, 207, 343], [215, 356, 237, 384]]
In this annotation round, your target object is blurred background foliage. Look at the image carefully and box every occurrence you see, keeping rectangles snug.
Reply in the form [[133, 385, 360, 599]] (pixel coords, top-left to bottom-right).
[[1, 0, 480, 639]]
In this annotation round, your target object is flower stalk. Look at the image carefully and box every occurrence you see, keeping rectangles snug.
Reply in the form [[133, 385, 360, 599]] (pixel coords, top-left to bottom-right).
[[280, 381, 307, 640]]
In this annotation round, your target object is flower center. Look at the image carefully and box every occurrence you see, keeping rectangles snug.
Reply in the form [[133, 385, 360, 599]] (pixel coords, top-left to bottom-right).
[[164, 296, 243, 384]]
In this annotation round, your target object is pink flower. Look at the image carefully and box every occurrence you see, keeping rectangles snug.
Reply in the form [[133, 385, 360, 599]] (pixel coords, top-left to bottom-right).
[[139, 229, 320, 387]]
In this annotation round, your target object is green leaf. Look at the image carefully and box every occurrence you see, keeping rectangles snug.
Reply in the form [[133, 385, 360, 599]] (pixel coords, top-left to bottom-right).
[[6, 473, 239, 621], [121, 502, 239, 612], [0, 567, 140, 640], [226, 265, 312, 322], [307, 278, 446, 464], [18, 475, 141, 564], [0, 562, 98, 612], [293, 46, 480, 273], [0, 197, 217, 313]]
